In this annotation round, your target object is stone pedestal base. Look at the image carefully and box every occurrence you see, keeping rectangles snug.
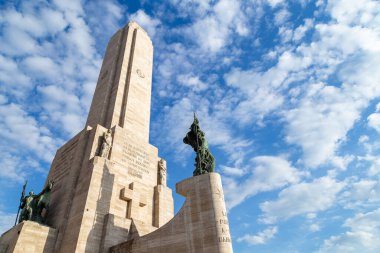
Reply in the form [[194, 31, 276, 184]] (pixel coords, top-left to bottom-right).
[[110, 172, 233, 253], [0, 221, 57, 253]]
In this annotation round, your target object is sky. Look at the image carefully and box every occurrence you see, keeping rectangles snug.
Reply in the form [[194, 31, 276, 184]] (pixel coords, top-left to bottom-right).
[[1, 0, 380, 252]]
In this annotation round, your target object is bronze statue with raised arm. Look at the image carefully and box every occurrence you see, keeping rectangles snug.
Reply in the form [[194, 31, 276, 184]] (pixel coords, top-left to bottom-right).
[[183, 114, 215, 176]]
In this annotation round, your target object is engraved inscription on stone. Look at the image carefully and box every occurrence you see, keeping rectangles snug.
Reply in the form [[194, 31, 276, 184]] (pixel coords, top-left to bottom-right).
[[121, 142, 154, 179], [218, 237, 231, 243], [217, 210, 231, 243], [51, 141, 77, 184]]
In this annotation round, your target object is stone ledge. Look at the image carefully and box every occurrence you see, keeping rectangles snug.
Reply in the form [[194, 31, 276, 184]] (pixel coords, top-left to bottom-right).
[[0, 221, 57, 253], [110, 172, 233, 253]]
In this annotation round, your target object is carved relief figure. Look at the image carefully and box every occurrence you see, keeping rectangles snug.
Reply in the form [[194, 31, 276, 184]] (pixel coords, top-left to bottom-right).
[[158, 159, 167, 186], [100, 129, 113, 158]]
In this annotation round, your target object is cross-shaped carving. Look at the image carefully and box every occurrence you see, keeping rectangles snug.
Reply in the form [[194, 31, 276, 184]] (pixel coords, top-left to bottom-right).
[[120, 182, 147, 219]]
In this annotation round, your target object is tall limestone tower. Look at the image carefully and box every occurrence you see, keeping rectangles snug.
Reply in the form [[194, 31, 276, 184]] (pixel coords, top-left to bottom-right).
[[0, 22, 233, 253], [46, 21, 174, 252]]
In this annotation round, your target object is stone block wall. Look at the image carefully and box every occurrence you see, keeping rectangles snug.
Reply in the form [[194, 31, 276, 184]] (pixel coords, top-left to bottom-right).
[[110, 173, 233, 253]]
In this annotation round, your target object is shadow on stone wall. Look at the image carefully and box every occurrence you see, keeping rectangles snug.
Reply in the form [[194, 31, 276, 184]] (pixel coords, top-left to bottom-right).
[[85, 163, 114, 253]]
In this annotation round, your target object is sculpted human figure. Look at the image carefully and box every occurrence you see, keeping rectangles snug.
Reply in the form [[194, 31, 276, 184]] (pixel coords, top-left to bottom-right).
[[100, 129, 113, 158], [183, 114, 215, 176], [17, 180, 54, 224], [19, 191, 36, 223], [158, 159, 167, 186], [36, 180, 54, 223]]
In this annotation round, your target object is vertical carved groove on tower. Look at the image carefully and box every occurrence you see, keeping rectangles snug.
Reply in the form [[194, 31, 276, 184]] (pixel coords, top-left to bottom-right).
[[104, 26, 128, 128], [86, 22, 153, 142], [119, 28, 137, 128]]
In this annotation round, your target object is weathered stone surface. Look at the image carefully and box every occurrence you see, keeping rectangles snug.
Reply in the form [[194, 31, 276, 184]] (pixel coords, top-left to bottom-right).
[[0, 20, 234, 253], [40, 21, 172, 253], [0, 221, 57, 253], [110, 173, 233, 253], [86, 21, 153, 142]]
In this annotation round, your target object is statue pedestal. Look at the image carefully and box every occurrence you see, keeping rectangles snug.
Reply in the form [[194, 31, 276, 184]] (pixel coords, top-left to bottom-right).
[[110, 173, 233, 253], [0, 221, 57, 253]]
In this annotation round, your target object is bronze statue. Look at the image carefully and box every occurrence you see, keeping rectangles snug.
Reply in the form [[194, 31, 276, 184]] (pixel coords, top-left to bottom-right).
[[19, 191, 35, 222], [17, 180, 54, 224], [99, 129, 113, 158], [15, 180, 27, 225], [183, 114, 215, 176]]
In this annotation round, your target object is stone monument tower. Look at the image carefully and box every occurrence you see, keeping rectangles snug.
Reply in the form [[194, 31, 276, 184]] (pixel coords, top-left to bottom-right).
[[0, 22, 233, 253]]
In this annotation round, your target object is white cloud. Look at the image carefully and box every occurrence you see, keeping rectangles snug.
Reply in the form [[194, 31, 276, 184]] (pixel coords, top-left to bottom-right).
[[0, 103, 59, 163], [357, 155, 380, 177], [267, 0, 285, 8], [39, 8, 67, 34], [224, 156, 303, 209], [283, 47, 380, 168], [224, 68, 284, 125], [190, 17, 227, 52], [53, 0, 84, 14], [310, 223, 321, 232], [185, 0, 248, 52], [248, 0, 380, 169], [285, 83, 363, 168], [274, 9, 291, 26], [341, 179, 380, 209], [168, 0, 213, 17], [327, 0, 380, 27], [260, 176, 345, 223], [221, 166, 245, 177], [0, 55, 31, 98], [0, 210, 16, 234], [1, 7, 67, 37], [0, 0, 109, 182], [130, 10, 161, 37], [177, 74, 207, 91], [368, 113, 380, 133], [22, 56, 60, 80], [317, 208, 380, 253], [0, 95, 7, 104], [293, 19, 314, 41], [237, 226, 278, 245], [84, 0, 123, 47], [38, 85, 84, 135], [0, 27, 40, 56], [0, 153, 27, 182], [224, 50, 313, 126]]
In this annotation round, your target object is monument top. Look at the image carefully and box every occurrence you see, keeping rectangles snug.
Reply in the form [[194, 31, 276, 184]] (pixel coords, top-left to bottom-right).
[[86, 21, 154, 142], [126, 21, 152, 40]]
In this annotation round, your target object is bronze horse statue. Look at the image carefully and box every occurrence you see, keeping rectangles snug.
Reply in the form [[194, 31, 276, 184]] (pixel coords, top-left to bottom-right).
[[18, 180, 54, 224]]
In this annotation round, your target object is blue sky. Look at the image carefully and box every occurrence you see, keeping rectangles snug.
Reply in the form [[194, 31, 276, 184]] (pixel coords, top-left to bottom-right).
[[1, 0, 380, 252]]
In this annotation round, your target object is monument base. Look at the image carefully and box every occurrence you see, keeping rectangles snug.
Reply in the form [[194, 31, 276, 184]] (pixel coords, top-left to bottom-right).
[[0, 221, 57, 253], [110, 173, 233, 253]]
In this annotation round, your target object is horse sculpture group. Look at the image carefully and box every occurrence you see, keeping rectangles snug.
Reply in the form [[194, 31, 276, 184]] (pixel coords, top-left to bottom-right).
[[18, 180, 54, 224]]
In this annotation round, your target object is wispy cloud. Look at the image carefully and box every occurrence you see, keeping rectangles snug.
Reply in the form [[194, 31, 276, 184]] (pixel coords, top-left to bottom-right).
[[316, 208, 380, 253], [259, 176, 346, 224], [224, 156, 304, 209], [238, 226, 278, 245]]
